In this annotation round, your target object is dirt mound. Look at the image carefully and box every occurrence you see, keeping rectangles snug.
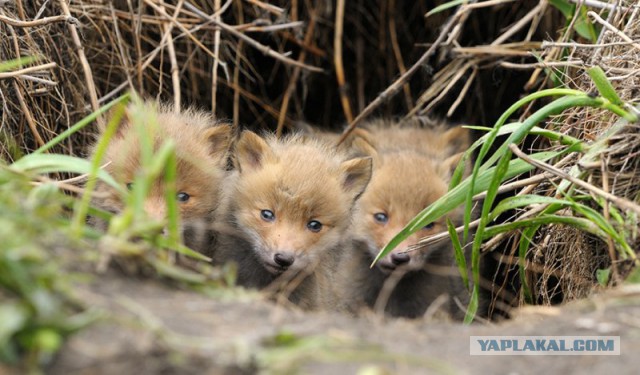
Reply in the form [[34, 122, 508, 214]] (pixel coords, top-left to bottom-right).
[[43, 273, 640, 374]]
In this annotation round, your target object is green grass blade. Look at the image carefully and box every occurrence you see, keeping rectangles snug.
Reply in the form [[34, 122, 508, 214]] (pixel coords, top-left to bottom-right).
[[0, 56, 40, 73], [489, 195, 572, 221], [482, 215, 607, 239], [463, 287, 478, 324], [9, 154, 121, 192], [71, 102, 128, 236], [425, 0, 466, 17], [155, 142, 181, 249], [588, 66, 623, 106], [518, 225, 539, 303], [155, 238, 211, 261], [447, 219, 469, 291]]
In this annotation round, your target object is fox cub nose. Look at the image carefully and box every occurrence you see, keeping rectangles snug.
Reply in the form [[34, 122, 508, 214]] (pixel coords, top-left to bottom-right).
[[391, 253, 410, 265], [274, 252, 295, 268]]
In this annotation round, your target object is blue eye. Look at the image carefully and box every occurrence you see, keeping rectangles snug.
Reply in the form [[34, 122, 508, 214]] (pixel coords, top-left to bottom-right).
[[177, 192, 190, 202], [373, 212, 388, 224], [307, 220, 322, 232], [260, 209, 275, 222], [423, 222, 435, 230]]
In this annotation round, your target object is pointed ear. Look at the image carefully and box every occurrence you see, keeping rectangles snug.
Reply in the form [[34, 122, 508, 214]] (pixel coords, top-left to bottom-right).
[[339, 156, 372, 201], [234, 130, 275, 172], [339, 128, 375, 149], [101, 104, 133, 139], [439, 151, 470, 180], [441, 126, 471, 157], [350, 137, 380, 166], [203, 124, 231, 163]]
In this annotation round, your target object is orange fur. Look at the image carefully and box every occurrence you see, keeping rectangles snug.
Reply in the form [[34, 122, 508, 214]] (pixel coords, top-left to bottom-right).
[[215, 131, 372, 309], [90, 101, 231, 254]]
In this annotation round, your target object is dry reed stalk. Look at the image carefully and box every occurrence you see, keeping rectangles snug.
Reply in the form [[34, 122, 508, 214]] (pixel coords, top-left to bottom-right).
[[276, 11, 317, 138]]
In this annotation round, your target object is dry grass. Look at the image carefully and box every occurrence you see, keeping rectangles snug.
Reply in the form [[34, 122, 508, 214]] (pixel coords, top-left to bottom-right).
[[0, 1, 557, 159]]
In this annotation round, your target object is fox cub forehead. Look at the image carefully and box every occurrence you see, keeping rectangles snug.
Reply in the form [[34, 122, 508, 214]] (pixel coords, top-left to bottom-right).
[[232, 131, 372, 222], [102, 101, 231, 176], [363, 152, 449, 214]]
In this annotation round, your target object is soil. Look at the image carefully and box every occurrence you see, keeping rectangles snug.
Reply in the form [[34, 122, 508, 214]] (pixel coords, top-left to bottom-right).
[[22, 272, 639, 374]]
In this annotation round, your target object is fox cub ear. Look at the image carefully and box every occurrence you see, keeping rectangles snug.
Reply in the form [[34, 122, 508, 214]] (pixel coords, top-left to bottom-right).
[[203, 124, 232, 163], [234, 130, 276, 172], [100, 103, 133, 140], [442, 126, 471, 157], [339, 156, 373, 201], [438, 152, 465, 179], [438, 126, 472, 180], [350, 136, 379, 165], [342, 128, 375, 147]]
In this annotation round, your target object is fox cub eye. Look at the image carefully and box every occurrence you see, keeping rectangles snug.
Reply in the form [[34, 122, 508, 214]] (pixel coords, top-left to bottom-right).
[[260, 209, 275, 222], [373, 212, 388, 224], [307, 220, 322, 232], [423, 222, 435, 230], [177, 192, 190, 202], [126, 182, 133, 191]]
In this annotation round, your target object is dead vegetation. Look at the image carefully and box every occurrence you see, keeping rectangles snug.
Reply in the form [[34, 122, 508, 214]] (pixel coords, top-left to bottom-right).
[[1, 0, 640, 320]]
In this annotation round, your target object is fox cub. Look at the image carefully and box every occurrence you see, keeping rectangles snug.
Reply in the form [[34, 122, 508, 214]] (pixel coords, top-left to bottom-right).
[[90, 101, 231, 253], [337, 119, 472, 319], [214, 131, 372, 310]]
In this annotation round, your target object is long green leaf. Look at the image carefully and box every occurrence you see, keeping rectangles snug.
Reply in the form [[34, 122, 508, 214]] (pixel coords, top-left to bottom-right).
[[447, 219, 469, 291], [518, 225, 539, 303], [482, 215, 606, 239], [463, 288, 479, 324], [489, 195, 574, 222], [9, 154, 121, 193], [72, 102, 128, 236], [588, 66, 623, 106]]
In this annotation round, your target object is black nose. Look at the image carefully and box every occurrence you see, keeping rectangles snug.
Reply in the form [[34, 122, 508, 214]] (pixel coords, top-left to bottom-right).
[[274, 253, 295, 268], [391, 253, 410, 265]]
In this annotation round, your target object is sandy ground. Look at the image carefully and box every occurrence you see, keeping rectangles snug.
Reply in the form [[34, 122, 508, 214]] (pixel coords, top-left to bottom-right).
[[22, 272, 637, 375]]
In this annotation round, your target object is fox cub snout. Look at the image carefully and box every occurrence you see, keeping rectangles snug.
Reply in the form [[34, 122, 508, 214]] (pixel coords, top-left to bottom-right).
[[215, 131, 372, 309]]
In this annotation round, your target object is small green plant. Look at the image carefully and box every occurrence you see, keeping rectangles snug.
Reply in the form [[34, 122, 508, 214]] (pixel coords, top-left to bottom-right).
[[0, 165, 99, 368]]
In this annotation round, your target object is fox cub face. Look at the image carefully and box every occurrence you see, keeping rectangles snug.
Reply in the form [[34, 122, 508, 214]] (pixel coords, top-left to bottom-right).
[[351, 126, 470, 274], [229, 131, 372, 275], [93, 102, 231, 224]]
